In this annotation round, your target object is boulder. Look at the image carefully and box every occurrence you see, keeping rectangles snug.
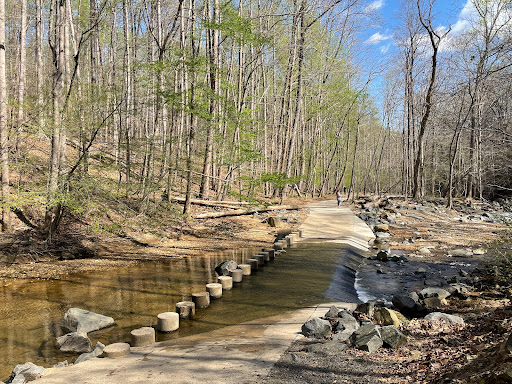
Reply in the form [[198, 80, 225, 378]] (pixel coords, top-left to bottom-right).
[[392, 295, 424, 317], [423, 297, 448, 309], [74, 342, 105, 364], [419, 287, 451, 300], [425, 312, 465, 325], [373, 307, 406, 327], [353, 324, 383, 353], [380, 325, 407, 349], [450, 283, 472, 297], [324, 305, 341, 319], [374, 224, 389, 232], [266, 216, 281, 227], [448, 249, 473, 257], [62, 308, 115, 334], [57, 332, 92, 353], [301, 317, 332, 339], [8, 363, 45, 383], [214, 260, 238, 276], [376, 249, 390, 261], [375, 232, 391, 239], [355, 302, 375, 317], [333, 311, 360, 341]]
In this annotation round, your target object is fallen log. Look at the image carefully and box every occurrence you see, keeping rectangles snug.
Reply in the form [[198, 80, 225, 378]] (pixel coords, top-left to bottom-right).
[[194, 204, 301, 219], [169, 196, 252, 209]]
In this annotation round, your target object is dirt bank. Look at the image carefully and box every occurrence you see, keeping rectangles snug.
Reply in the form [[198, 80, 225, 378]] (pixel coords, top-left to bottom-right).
[[0, 199, 308, 281]]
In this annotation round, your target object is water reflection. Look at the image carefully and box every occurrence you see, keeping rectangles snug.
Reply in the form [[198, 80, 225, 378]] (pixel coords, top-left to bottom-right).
[[0, 243, 358, 380]]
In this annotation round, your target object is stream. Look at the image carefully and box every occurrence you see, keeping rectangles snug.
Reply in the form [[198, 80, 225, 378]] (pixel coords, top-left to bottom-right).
[[0, 242, 370, 380]]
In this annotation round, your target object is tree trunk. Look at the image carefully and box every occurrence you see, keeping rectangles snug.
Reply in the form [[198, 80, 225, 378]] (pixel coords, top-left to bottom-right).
[[0, 0, 10, 231]]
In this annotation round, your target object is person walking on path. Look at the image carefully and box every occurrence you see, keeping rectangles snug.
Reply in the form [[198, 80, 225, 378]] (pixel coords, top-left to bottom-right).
[[336, 190, 343, 207]]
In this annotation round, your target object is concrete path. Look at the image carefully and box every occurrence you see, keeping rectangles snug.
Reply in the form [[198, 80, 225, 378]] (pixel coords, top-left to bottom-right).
[[38, 302, 356, 384], [36, 200, 372, 384], [298, 201, 375, 250]]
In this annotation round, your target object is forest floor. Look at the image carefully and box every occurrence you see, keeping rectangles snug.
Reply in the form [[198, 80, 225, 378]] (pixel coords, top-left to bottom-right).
[[1, 196, 511, 383], [0, 197, 308, 280]]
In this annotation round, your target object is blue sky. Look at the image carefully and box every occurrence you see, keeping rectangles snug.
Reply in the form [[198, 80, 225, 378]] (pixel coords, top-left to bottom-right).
[[363, 0, 471, 55]]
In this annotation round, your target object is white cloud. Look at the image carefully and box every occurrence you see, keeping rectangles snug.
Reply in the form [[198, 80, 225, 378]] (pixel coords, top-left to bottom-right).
[[365, 0, 384, 12], [380, 44, 391, 54], [365, 32, 393, 44]]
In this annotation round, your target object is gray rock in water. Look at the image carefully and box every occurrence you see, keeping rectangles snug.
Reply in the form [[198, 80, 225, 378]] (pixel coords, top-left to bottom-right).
[[353, 324, 382, 353], [57, 332, 92, 353], [301, 317, 332, 339], [74, 342, 105, 364], [419, 287, 451, 300], [324, 305, 341, 319], [448, 249, 473, 257], [376, 249, 390, 261], [214, 260, 238, 276], [425, 312, 464, 325], [8, 362, 45, 383], [62, 308, 115, 334], [380, 325, 407, 349]]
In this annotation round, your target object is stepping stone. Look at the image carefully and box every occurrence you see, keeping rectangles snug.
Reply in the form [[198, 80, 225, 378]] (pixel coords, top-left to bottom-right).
[[176, 301, 196, 319], [206, 283, 223, 299], [230, 269, 243, 283], [218, 276, 233, 290], [103, 342, 131, 358], [157, 312, 179, 332], [238, 264, 251, 275], [192, 291, 210, 308], [130, 327, 155, 347]]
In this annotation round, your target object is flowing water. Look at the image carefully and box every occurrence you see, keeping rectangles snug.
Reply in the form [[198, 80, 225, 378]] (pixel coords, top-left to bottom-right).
[[0, 242, 367, 380]]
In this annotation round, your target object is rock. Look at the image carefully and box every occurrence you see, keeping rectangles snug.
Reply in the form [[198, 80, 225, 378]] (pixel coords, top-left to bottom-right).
[[62, 308, 115, 334], [214, 260, 238, 276], [374, 224, 389, 232], [425, 312, 465, 325], [506, 333, 512, 354], [8, 363, 45, 383], [333, 312, 359, 342], [380, 325, 407, 349], [419, 287, 451, 300], [392, 295, 424, 317], [376, 249, 390, 261], [448, 249, 473, 257], [355, 302, 375, 317], [473, 248, 486, 255], [301, 317, 332, 339], [373, 307, 406, 327], [57, 332, 92, 353], [375, 232, 390, 239], [418, 247, 431, 254], [266, 216, 281, 227], [74, 342, 105, 364], [415, 267, 428, 274], [353, 324, 383, 353], [423, 297, 448, 309], [324, 305, 341, 319]]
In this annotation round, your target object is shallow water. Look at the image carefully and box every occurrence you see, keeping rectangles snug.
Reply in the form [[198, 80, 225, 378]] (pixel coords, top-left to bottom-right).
[[0, 242, 364, 380]]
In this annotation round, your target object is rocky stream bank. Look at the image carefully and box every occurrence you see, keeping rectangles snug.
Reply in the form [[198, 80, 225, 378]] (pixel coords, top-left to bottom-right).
[[264, 197, 512, 384]]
